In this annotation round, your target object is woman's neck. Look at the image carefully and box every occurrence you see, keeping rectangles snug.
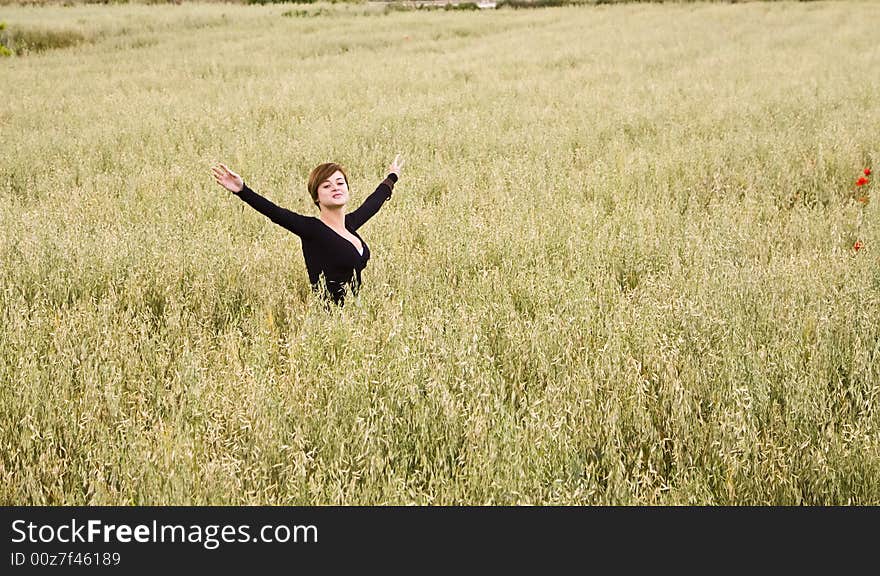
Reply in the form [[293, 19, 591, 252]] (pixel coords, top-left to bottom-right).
[[319, 206, 346, 230]]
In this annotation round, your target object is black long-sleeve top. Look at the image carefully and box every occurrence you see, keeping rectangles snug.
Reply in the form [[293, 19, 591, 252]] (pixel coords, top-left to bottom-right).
[[234, 173, 397, 305]]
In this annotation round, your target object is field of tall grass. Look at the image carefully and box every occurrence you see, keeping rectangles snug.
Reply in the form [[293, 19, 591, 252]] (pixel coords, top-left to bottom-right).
[[2, 1, 879, 505]]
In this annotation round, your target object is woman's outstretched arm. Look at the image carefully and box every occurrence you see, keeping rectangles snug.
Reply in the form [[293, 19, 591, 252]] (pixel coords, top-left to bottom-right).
[[347, 154, 404, 232], [212, 163, 313, 238]]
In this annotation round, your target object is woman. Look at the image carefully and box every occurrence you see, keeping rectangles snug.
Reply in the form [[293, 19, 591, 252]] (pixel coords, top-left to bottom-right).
[[211, 154, 404, 305]]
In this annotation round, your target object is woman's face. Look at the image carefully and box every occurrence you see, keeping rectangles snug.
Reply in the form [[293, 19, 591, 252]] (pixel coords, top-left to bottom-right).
[[316, 170, 349, 210]]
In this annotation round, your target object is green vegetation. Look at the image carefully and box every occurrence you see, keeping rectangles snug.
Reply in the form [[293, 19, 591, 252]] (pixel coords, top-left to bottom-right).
[[0, 23, 88, 54], [1, 1, 879, 505]]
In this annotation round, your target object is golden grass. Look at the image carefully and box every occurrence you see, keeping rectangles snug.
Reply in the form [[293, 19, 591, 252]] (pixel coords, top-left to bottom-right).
[[1, 1, 879, 504]]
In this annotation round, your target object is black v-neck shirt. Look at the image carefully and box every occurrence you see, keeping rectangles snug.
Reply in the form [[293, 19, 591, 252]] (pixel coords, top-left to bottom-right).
[[234, 173, 397, 304]]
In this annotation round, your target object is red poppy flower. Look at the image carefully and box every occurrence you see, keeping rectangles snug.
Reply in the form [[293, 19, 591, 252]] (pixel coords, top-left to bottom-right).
[[853, 240, 863, 251], [857, 177, 869, 186], [865, 168, 872, 176]]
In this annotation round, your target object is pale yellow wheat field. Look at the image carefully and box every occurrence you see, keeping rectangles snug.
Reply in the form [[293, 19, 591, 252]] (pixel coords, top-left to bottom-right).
[[1, 1, 879, 504]]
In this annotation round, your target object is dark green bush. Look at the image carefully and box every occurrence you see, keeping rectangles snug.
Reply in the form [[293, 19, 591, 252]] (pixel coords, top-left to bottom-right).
[[496, 0, 575, 8], [251, 0, 316, 4], [445, 2, 480, 9]]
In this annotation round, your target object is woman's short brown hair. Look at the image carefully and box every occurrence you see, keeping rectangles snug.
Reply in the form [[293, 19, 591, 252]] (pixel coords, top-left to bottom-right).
[[307, 163, 348, 207]]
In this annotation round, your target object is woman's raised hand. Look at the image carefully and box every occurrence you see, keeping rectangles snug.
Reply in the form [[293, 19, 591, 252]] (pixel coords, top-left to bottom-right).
[[388, 153, 405, 178], [211, 163, 244, 193]]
